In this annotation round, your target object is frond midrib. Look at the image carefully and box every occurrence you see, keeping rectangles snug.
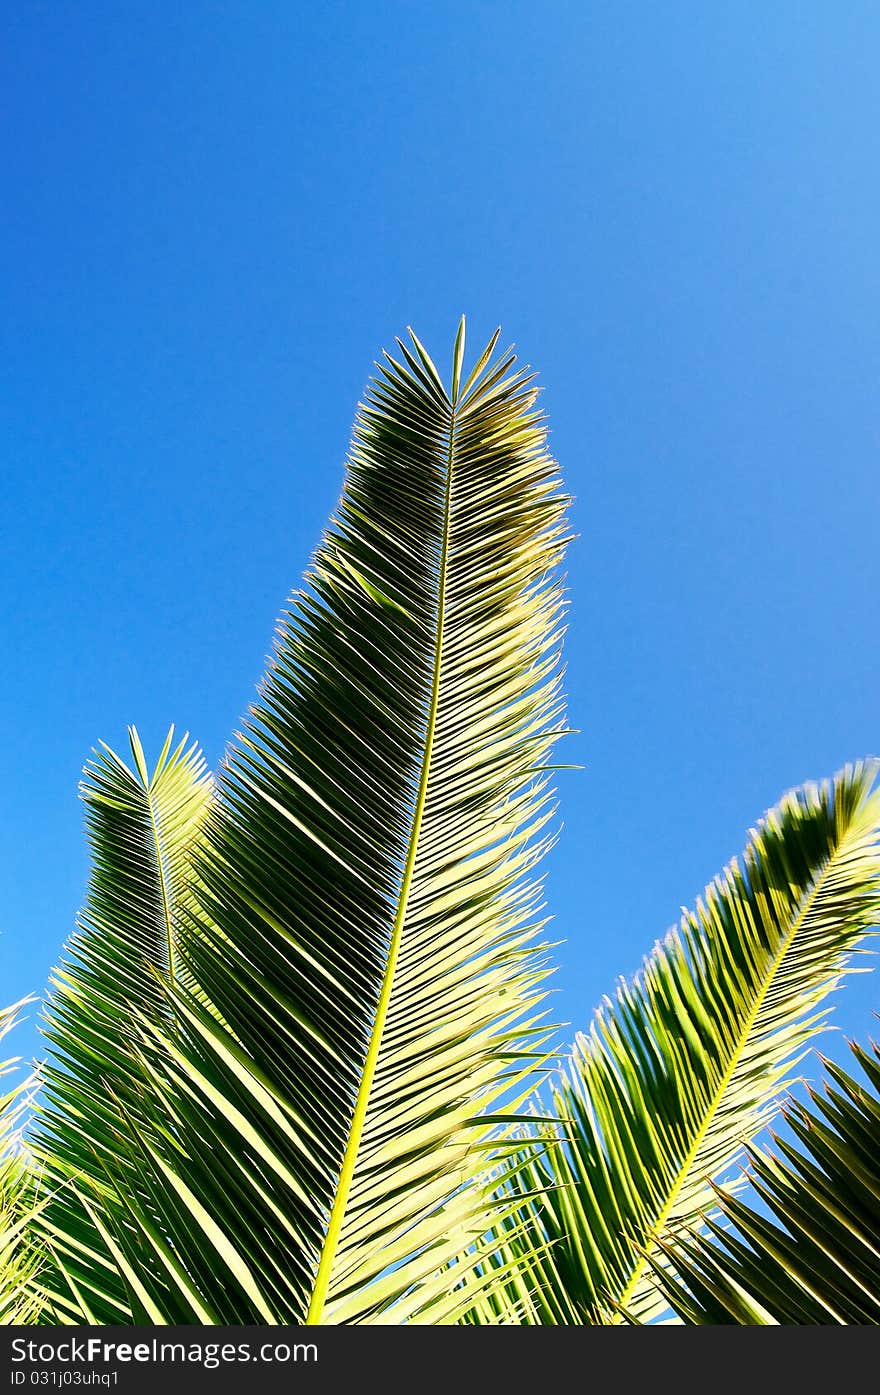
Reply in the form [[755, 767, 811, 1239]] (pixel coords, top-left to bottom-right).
[[305, 394, 456, 1325], [142, 777, 178, 986]]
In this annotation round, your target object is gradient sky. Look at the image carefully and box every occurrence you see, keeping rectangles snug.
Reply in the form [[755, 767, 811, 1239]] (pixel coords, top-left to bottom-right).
[[3, 3, 879, 1085]]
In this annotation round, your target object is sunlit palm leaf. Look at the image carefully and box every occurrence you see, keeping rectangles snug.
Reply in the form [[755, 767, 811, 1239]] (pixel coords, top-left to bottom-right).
[[0, 1002, 44, 1324], [469, 764, 880, 1323], [30, 729, 212, 1322], [45, 320, 569, 1325], [650, 1036, 880, 1323]]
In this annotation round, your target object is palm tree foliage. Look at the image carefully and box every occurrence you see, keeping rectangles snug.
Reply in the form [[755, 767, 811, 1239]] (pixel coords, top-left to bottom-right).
[[464, 764, 880, 1324], [0, 1003, 42, 1324], [3, 323, 879, 1327], [647, 1035, 880, 1323], [30, 730, 213, 1322], [23, 320, 570, 1325]]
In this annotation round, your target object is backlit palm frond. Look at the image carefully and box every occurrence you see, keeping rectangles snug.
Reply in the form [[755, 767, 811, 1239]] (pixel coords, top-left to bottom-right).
[[651, 1035, 880, 1323], [51, 319, 570, 1325], [470, 764, 880, 1323], [0, 1002, 44, 1324]]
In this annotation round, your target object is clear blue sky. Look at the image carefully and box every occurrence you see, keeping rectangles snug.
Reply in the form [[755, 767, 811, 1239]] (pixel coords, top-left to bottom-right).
[[3, 3, 879, 1083]]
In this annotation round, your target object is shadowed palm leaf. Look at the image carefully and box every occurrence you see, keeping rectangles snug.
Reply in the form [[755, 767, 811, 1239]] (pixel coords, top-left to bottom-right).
[[650, 1036, 880, 1323], [465, 764, 880, 1324], [30, 730, 213, 1322]]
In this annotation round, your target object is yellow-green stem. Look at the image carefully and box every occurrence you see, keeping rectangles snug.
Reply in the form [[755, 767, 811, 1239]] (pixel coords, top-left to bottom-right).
[[306, 402, 456, 1325], [144, 780, 178, 989]]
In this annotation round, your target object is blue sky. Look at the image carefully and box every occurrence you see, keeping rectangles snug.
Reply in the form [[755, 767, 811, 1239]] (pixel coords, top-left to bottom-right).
[[2, 3, 879, 1083]]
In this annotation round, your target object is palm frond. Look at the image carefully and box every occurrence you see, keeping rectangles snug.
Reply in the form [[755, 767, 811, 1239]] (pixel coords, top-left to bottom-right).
[[30, 728, 212, 1323], [651, 1035, 880, 1323], [470, 764, 880, 1323], [37, 320, 570, 1325], [0, 1001, 44, 1324]]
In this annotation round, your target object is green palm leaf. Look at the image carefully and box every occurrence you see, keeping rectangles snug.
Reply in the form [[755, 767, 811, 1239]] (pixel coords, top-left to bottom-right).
[[30, 728, 212, 1323], [650, 1035, 880, 1323], [35, 320, 570, 1325], [469, 764, 880, 1324], [0, 1001, 43, 1324]]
